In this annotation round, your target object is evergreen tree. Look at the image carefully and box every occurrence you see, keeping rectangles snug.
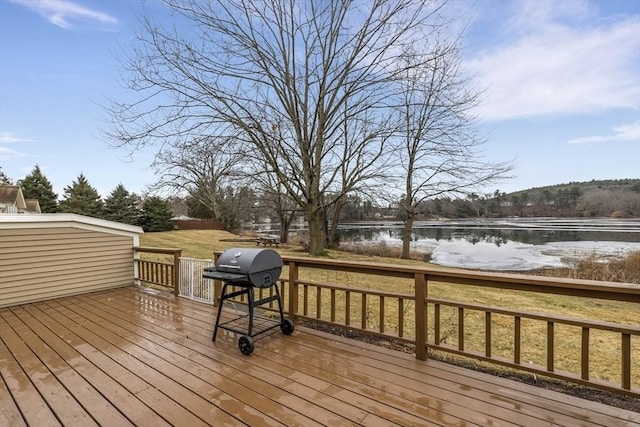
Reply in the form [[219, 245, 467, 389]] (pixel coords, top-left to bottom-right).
[[18, 165, 58, 212], [58, 173, 103, 217], [139, 196, 174, 231], [0, 166, 13, 184], [103, 184, 140, 224]]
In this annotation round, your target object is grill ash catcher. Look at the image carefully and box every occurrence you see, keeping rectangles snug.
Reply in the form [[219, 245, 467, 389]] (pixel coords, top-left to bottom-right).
[[203, 248, 294, 355]]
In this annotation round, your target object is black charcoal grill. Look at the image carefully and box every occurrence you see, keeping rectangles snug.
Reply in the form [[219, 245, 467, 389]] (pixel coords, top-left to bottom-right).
[[203, 248, 294, 355]]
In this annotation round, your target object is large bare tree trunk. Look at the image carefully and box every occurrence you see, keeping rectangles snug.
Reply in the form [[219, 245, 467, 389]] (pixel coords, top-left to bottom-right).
[[278, 209, 296, 244], [326, 196, 346, 249], [307, 206, 326, 255], [401, 213, 415, 259]]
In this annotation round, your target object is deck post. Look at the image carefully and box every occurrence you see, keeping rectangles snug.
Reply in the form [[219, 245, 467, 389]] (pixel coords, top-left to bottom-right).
[[288, 261, 299, 324], [173, 250, 181, 296], [414, 272, 427, 360]]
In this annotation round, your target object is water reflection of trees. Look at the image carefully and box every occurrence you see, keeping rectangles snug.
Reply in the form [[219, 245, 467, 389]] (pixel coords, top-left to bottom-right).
[[339, 226, 640, 246]]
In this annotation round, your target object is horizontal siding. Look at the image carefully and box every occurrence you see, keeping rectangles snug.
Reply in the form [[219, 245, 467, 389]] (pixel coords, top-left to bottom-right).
[[0, 257, 133, 285], [0, 226, 136, 308], [0, 227, 89, 238], [1, 246, 131, 265]]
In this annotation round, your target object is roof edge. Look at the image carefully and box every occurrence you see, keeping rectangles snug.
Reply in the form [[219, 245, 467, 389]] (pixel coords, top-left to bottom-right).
[[0, 213, 144, 235]]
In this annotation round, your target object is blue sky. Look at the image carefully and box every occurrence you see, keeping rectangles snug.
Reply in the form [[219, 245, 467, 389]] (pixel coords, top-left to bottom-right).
[[0, 0, 638, 199]]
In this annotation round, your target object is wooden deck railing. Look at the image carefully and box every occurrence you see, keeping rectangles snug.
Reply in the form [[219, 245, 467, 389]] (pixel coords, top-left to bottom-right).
[[180, 251, 639, 398], [133, 247, 182, 295], [282, 256, 639, 398]]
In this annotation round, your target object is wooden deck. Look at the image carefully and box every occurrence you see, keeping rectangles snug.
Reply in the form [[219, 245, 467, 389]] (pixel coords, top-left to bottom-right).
[[1, 287, 637, 427]]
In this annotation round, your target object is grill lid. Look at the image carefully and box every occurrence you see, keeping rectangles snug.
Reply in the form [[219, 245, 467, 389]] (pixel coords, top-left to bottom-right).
[[203, 247, 283, 287], [214, 248, 282, 274]]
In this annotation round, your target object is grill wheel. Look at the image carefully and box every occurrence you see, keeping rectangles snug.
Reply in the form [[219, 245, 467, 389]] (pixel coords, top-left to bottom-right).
[[238, 335, 254, 355], [281, 319, 294, 335]]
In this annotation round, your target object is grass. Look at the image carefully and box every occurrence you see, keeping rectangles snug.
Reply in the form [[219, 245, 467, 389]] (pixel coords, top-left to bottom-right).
[[139, 229, 639, 391]]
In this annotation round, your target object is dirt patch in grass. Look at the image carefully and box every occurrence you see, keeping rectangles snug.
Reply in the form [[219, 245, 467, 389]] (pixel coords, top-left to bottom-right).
[[301, 320, 640, 413]]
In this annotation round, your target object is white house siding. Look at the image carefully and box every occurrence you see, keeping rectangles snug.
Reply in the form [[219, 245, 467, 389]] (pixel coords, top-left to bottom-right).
[[0, 214, 142, 308]]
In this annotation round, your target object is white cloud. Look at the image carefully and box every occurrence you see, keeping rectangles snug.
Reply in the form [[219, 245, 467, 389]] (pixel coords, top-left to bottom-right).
[[0, 146, 28, 161], [0, 132, 32, 144], [0, 132, 31, 161], [0, 146, 24, 155], [9, 0, 118, 30], [466, 0, 640, 121], [568, 121, 640, 144]]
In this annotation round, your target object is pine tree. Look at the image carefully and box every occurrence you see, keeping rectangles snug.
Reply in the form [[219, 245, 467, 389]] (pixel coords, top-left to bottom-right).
[[18, 165, 58, 212], [0, 166, 13, 184], [103, 184, 140, 224], [139, 196, 174, 231], [58, 173, 103, 217]]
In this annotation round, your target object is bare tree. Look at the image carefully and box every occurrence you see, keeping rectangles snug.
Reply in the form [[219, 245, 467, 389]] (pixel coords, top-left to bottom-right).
[[249, 160, 301, 243], [149, 136, 246, 222], [394, 39, 512, 258], [106, 0, 448, 255]]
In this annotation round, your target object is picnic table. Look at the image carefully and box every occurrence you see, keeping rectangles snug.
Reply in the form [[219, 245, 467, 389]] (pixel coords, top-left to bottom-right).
[[255, 235, 280, 247]]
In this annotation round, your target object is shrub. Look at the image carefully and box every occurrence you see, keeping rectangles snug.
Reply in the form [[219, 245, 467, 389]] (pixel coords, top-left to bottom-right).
[[564, 251, 640, 283], [339, 241, 432, 262]]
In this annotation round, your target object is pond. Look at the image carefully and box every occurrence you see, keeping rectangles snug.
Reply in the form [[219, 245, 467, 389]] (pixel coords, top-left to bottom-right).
[[337, 218, 640, 271]]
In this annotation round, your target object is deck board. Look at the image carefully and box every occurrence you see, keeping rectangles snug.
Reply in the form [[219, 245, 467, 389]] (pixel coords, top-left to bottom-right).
[[0, 286, 637, 427]]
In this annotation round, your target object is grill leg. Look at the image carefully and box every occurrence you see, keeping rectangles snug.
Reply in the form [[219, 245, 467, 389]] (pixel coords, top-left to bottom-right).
[[247, 286, 255, 337], [212, 283, 231, 341], [274, 284, 285, 323]]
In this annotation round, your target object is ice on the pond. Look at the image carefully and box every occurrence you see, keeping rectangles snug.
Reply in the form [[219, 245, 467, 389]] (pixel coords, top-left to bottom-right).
[[430, 240, 566, 271], [372, 236, 640, 271], [334, 218, 640, 271]]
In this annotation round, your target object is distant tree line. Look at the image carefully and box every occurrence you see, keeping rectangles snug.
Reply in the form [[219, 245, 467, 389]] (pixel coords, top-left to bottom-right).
[[1, 165, 174, 232], [381, 179, 640, 220], [4, 165, 637, 237]]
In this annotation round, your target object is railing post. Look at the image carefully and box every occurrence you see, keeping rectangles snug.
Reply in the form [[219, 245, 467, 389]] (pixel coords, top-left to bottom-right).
[[414, 272, 427, 361], [173, 250, 181, 296], [288, 261, 298, 324]]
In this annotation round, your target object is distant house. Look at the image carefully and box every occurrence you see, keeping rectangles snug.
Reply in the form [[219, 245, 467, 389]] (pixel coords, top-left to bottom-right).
[[0, 184, 41, 214]]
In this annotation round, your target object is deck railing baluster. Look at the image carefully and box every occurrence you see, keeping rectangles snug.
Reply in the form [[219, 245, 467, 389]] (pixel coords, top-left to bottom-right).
[[515, 316, 521, 364], [486, 312, 492, 357], [458, 307, 465, 352], [331, 289, 336, 322], [434, 303, 441, 344], [345, 291, 351, 326], [547, 322, 555, 372], [622, 333, 631, 390], [581, 327, 590, 380], [379, 296, 385, 334], [361, 294, 367, 330], [398, 299, 404, 338]]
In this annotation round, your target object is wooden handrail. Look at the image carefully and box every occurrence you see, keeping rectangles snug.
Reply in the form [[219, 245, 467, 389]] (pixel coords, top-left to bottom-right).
[[280, 255, 640, 302]]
